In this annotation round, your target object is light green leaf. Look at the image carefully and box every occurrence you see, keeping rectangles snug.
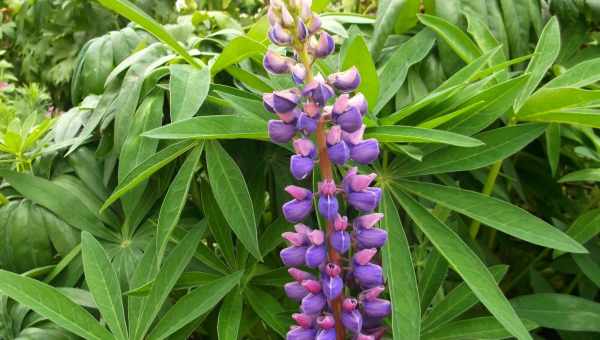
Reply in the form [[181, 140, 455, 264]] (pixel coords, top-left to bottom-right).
[[520, 108, 600, 128], [370, 0, 408, 59], [418, 14, 481, 63], [573, 250, 600, 287], [146, 271, 243, 340], [422, 316, 538, 340], [545, 124, 561, 176], [142, 115, 268, 140], [373, 29, 436, 115], [341, 34, 379, 109], [365, 126, 484, 147], [423, 265, 509, 330], [101, 140, 198, 211], [559, 168, 600, 183], [156, 144, 203, 262], [520, 87, 600, 117], [379, 189, 420, 340], [133, 227, 204, 340], [0, 270, 112, 340], [514, 17, 560, 112], [396, 180, 587, 253], [205, 141, 261, 260], [96, 0, 201, 68], [511, 293, 600, 332], [81, 232, 127, 340], [545, 57, 600, 89], [559, 209, 600, 256], [211, 36, 266, 75], [392, 189, 532, 340], [170, 64, 210, 122], [399, 124, 545, 177], [0, 170, 117, 241], [217, 287, 243, 340]]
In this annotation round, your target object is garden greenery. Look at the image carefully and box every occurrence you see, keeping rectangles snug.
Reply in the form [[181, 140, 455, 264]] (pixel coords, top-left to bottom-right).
[[1, 0, 600, 339]]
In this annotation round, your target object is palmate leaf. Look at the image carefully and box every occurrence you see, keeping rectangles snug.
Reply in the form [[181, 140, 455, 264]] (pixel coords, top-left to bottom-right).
[[0, 270, 112, 340], [391, 189, 533, 340], [395, 180, 587, 253]]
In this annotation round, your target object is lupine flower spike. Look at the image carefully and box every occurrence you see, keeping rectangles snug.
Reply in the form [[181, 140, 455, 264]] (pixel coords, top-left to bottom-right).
[[264, 1, 389, 339]]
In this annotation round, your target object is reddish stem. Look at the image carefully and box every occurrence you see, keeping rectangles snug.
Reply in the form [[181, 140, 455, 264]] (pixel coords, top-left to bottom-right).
[[316, 118, 346, 340]]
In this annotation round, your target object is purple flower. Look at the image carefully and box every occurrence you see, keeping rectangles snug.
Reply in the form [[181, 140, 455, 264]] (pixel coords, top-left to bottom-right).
[[330, 230, 351, 254], [350, 139, 380, 164], [349, 93, 368, 115], [355, 227, 388, 249], [286, 326, 317, 340], [296, 112, 318, 135], [327, 141, 350, 165], [302, 75, 334, 106], [269, 24, 292, 45], [316, 329, 336, 340], [297, 20, 308, 41], [288, 267, 315, 282], [292, 313, 316, 328], [354, 263, 384, 289], [307, 14, 321, 33], [362, 298, 392, 318], [301, 292, 327, 314], [280, 246, 308, 266], [264, 51, 292, 74], [291, 63, 307, 84], [348, 187, 381, 212], [342, 310, 363, 333], [312, 31, 334, 58], [290, 155, 314, 180], [322, 264, 343, 300], [268, 120, 296, 143], [272, 89, 301, 113], [336, 106, 363, 133], [354, 213, 384, 229], [282, 186, 313, 222], [285, 282, 309, 301], [316, 314, 336, 339], [318, 194, 339, 220], [328, 66, 361, 92]]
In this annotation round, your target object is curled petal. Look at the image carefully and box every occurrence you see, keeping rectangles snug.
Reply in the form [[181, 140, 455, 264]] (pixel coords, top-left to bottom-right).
[[327, 141, 350, 165], [269, 24, 292, 45], [268, 120, 296, 143], [362, 298, 392, 318], [301, 279, 322, 293], [263, 51, 292, 74], [349, 173, 377, 192], [301, 293, 327, 314], [302, 75, 334, 106], [342, 309, 363, 333], [263, 93, 276, 113], [328, 66, 361, 92], [312, 31, 334, 58], [332, 94, 350, 117], [359, 286, 386, 301], [308, 230, 325, 245], [348, 188, 382, 212], [355, 333, 375, 340], [277, 108, 299, 124], [330, 230, 351, 254], [354, 213, 384, 229], [350, 139, 380, 164], [283, 198, 313, 222], [303, 101, 321, 117], [285, 185, 312, 200], [343, 298, 359, 312], [273, 89, 301, 112], [317, 314, 336, 329], [290, 155, 314, 180], [284, 282, 309, 301], [305, 244, 327, 268], [282, 231, 307, 246], [318, 179, 337, 195], [294, 223, 313, 235], [297, 20, 308, 41], [280, 246, 307, 266], [307, 14, 321, 33], [318, 194, 339, 220]]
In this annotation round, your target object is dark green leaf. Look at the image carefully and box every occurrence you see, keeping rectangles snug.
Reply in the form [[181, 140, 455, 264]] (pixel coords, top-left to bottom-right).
[[142, 115, 268, 140], [170, 65, 210, 122]]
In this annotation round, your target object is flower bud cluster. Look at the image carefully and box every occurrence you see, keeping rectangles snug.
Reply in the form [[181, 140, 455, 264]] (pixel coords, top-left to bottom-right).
[[264, 1, 390, 339]]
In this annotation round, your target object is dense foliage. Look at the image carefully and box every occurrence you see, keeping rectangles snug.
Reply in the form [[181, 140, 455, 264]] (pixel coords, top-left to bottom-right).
[[1, 0, 600, 339]]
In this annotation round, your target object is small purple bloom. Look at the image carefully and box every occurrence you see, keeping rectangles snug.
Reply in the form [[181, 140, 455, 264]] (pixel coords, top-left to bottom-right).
[[292, 313, 316, 328], [286, 326, 317, 340], [305, 244, 327, 268], [302, 75, 334, 106], [342, 124, 366, 145], [290, 155, 314, 180], [342, 309, 363, 333], [328, 66, 361, 92], [285, 282, 309, 301], [312, 31, 334, 58], [297, 20, 308, 41], [283, 198, 313, 222], [264, 51, 292, 74], [296, 112, 318, 135], [355, 333, 375, 340], [273, 89, 301, 113], [263, 93, 276, 113], [291, 63, 307, 84], [318, 194, 339, 220], [316, 329, 336, 340], [348, 173, 377, 192], [336, 106, 363, 133], [330, 230, 351, 254], [333, 214, 348, 231], [349, 92, 368, 115], [354, 213, 384, 229], [322, 275, 343, 300], [307, 14, 321, 34], [327, 140, 350, 165], [269, 24, 292, 46], [268, 120, 296, 143], [362, 298, 392, 318], [348, 187, 382, 212], [317, 314, 336, 329], [280, 246, 308, 267], [285, 185, 312, 200], [354, 263, 384, 288], [350, 139, 380, 164], [288, 267, 315, 282], [301, 292, 327, 314], [355, 227, 388, 249]]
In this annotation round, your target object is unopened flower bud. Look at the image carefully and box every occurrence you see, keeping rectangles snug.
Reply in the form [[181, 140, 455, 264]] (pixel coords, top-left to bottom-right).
[[263, 51, 292, 74], [285, 282, 309, 301], [312, 31, 334, 58], [290, 155, 314, 180], [348, 187, 382, 212], [281, 246, 308, 266], [268, 120, 296, 143], [301, 292, 327, 314], [328, 66, 361, 92], [269, 24, 292, 46], [291, 63, 307, 84], [350, 139, 380, 165]]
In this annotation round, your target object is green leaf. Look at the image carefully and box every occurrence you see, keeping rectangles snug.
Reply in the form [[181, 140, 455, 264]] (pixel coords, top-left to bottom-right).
[[514, 17, 561, 112], [0, 270, 112, 340], [500, 0, 531, 61], [379, 189, 420, 340], [211, 36, 266, 75], [365, 126, 484, 147], [205, 141, 261, 260], [156, 144, 203, 262], [101, 140, 198, 211], [217, 287, 243, 340], [561, 209, 600, 251], [545, 57, 600, 88], [245, 286, 289, 336], [0, 170, 117, 241], [511, 293, 600, 332], [520, 108, 600, 128], [146, 271, 243, 340], [341, 34, 379, 109], [399, 124, 545, 177], [392, 189, 533, 340], [422, 316, 538, 340], [422, 265, 509, 331], [545, 124, 561, 176], [418, 249, 448, 312], [520, 87, 600, 117], [81, 232, 128, 340], [200, 181, 237, 268], [142, 115, 268, 140], [133, 227, 204, 340], [559, 168, 600, 183], [465, 12, 508, 82], [226, 66, 273, 93], [380, 85, 462, 125], [418, 14, 481, 63], [396, 180, 587, 253], [373, 29, 436, 115], [572, 251, 600, 287], [96, 0, 202, 68], [170, 64, 210, 122], [370, 0, 408, 59]]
